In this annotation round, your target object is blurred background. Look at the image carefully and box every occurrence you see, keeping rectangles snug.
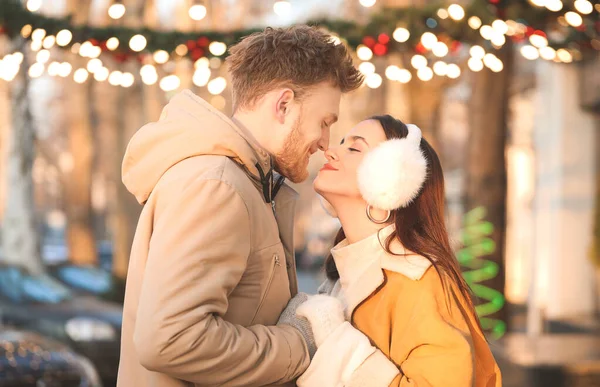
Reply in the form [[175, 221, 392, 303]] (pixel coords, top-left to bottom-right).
[[0, 0, 599, 386]]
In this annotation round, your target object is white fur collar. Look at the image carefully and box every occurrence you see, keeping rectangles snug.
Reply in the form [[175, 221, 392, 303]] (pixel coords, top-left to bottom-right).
[[331, 224, 432, 283]]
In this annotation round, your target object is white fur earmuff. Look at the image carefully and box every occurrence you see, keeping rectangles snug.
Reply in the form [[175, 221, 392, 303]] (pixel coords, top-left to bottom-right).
[[357, 124, 427, 210]]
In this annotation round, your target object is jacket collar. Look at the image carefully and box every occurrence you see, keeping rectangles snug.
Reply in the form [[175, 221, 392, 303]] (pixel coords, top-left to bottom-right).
[[331, 224, 432, 318]]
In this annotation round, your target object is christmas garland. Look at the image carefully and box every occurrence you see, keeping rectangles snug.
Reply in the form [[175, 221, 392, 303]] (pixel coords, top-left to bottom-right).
[[457, 206, 507, 340], [0, 0, 598, 65]]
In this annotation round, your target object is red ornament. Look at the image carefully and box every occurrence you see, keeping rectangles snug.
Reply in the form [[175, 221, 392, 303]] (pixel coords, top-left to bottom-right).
[[525, 26, 535, 37], [136, 55, 145, 64], [450, 41, 462, 53], [115, 53, 128, 63], [362, 36, 376, 48], [511, 34, 526, 43], [0, 25, 6, 35], [373, 43, 388, 56], [197, 37, 210, 47], [489, 0, 500, 3], [100, 41, 108, 50], [186, 40, 197, 50], [377, 33, 390, 45], [191, 48, 205, 61], [90, 38, 99, 46], [532, 30, 546, 38], [415, 42, 427, 54]]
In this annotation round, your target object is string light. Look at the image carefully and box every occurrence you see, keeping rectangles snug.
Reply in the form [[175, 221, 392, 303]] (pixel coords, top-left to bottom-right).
[[193, 67, 211, 87], [31, 28, 46, 42], [209, 57, 222, 69], [36, 50, 50, 64], [446, 63, 461, 79], [393, 27, 410, 43], [31, 40, 43, 52], [365, 73, 382, 88], [468, 57, 484, 72], [574, 0, 593, 14], [483, 53, 500, 69], [108, 70, 123, 86], [447, 4, 465, 21], [129, 35, 147, 52], [468, 16, 482, 30], [142, 71, 158, 85], [359, 61, 376, 75], [29, 63, 45, 78], [56, 30, 72, 46], [491, 34, 506, 47], [160, 75, 181, 91], [108, 1, 126, 20], [208, 76, 227, 94], [437, 9, 449, 19], [432, 41, 449, 57], [106, 37, 119, 51], [87, 59, 103, 73], [153, 50, 169, 64], [357, 45, 373, 61], [564, 12, 583, 27], [545, 0, 563, 12], [397, 69, 412, 83], [411, 54, 427, 69], [480, 25, 494, 40], [417, 67, 433, 81], [48, 61, 60, 77], [21, 25, 33, 38], [420, 32, 437, 50], [529, 0, 545, 6], [433, 61, 447, 76], [539, 46, 556, 60], [520, 45, 540, 60], [556, 48, 572, 62], [189, 2, 207, 21], [470, 45, 485, 59], [273, 1, 292, 17], [195, 57, 210, 68], [359, 0, 376, 7], [27, 0, 42, 12], [209, 42, 227, 56], [79, 41, 93, 57], [175, 44, 188, 56], [42, 36, 56, 49], [490, 60, 503, 72], [385, 65, 401, 81], [529, 34, 548, 48], [492, 20, 508, 35], [73, 68, 89, 83], [94, 67, 109, 82], [121, 72, 134, 88], [58, 62, 72, 77]]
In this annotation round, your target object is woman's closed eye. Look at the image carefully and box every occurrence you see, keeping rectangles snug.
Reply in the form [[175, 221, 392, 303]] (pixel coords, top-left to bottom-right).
[[348, 147, 361, 152]]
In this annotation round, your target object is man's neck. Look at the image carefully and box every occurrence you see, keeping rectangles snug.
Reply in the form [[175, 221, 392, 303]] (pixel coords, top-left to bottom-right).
[[231, 111, 272, 155]]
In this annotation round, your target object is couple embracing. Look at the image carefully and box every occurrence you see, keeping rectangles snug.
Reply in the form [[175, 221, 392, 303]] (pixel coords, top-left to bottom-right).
[[116, 26, 501, 387]]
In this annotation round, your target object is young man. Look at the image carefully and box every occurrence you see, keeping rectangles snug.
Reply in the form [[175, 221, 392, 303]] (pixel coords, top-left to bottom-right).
[[117, 26, 363, 387]]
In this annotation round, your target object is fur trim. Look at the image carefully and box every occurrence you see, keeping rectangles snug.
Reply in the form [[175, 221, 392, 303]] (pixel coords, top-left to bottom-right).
[[319, 195, 338, 218], [357, 124, 427, 210]]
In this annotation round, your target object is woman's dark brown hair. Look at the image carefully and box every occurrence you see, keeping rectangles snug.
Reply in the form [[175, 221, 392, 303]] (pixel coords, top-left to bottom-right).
[[325, 115, 481, 326]]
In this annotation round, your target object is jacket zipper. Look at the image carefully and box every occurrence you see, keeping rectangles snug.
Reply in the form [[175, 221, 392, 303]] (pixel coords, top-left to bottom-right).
[[251, 254, 281, 322]]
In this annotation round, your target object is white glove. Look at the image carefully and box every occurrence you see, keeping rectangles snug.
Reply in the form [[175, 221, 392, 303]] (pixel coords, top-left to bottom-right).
[[296, 294, 345, 347]]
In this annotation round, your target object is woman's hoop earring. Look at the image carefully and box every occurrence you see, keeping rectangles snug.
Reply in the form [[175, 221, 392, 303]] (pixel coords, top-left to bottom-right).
[[366, 205, 391, 224]]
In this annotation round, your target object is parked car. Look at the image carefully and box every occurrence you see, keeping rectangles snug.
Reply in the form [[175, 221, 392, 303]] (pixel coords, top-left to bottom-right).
[[0, 264, 122, 386], [47, 264, 126, 304], [0, 327, 101, 387]]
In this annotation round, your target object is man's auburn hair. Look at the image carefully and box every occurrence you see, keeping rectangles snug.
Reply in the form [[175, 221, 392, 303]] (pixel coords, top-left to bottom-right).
[[226, 25, 364, 111]]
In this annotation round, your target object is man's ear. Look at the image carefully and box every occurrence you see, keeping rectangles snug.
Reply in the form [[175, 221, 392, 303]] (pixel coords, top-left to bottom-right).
[[275, 88, 295, 124]]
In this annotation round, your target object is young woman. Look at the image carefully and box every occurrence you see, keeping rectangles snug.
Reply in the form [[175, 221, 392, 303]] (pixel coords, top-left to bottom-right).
[[291, 115, 501, 386]]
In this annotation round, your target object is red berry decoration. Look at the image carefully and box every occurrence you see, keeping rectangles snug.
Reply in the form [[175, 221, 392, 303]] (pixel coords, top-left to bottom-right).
[[362, 36, 376, 48], [377, 33, 390, 45], [525, 26, 535, 37], [373, 43, 387, 56], [0, 25, 6, 35], [191, 48, 204, 61], [197, 37, 210, 47], [450, 40, 462, 53], [186, 40, 196, 50], [90, 38, 99, 46], [415, 42, 427, 54], [115, 53, 128, 63]]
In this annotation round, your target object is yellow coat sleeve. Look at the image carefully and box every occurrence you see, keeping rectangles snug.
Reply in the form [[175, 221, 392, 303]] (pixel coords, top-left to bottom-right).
[[348, 284, 475, 387]]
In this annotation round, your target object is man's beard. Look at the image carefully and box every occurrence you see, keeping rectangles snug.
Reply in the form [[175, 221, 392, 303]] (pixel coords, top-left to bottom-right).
[[273, 117, 310, 184]]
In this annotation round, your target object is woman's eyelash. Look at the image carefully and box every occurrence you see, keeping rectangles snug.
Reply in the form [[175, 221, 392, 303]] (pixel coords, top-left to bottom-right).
[[349, 148, 360, 152]]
